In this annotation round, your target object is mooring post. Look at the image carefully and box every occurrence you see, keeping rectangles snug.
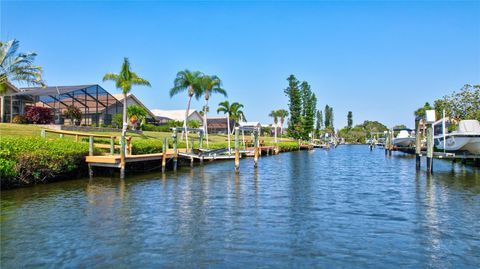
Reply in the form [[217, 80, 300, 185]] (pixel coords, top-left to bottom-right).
[[388, 130, 393, 156], [162, 137, 167, 173], [120, 135, 126, 179], [199, 131, 204, 149], [235, 127, 240, 173], [110, 136, 115, 155], [89, 136, 94, 156], [415, 118, 422, 170], [173, 128, 178, 172], [41, 129, 46, 139], [384, 131, 389, 156], [254, 129, 259, 168], [426, 124, 433, 174]]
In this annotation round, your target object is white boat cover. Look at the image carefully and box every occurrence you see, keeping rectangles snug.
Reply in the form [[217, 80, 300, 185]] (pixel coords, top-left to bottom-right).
[[396, 130, 410, 138], [458, 120, 480, 133]]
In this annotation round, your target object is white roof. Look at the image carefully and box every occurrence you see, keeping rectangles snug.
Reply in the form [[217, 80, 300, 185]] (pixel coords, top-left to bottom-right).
[[151, 109, 200, 121], [239, 121, 261, 127]]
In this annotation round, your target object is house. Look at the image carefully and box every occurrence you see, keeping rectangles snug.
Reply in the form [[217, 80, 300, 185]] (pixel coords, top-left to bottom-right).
[[206, 117, 233, 134], [150, 109, 203, 125], [111, 93, 157, 123], [7, 84, 123, 125], [0, 81, 21, 122], [238, 121, 261, 129]]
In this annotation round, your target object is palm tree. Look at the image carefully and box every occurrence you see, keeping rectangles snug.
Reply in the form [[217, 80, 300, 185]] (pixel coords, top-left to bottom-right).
[[170, 69, 203, 149], [0, 39, 45, 93], [269, 110, 279, 142], [276, 109, 289, 136], [217, 101, 246, 153], [197, 75, 227, 147], [103, 57, 150, 155]]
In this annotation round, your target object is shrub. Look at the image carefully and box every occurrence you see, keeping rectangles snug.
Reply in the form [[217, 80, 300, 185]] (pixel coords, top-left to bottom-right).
[[141, 124, 171, 132], [64, 105, 82, 124], [0, 137, 93, 188], [12, 115, 27, 124], [24, 106, 53, 124], [112, 113, 123, 128]]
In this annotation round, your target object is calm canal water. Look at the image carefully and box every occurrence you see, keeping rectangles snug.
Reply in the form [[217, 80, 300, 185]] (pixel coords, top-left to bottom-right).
[[1, 146, 479, 268]]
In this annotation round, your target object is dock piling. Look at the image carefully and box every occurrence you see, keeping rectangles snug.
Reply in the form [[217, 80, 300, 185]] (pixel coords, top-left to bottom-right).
[[426, 124, 433, 174], [254, 128, 259, 168], [89, 136, 94, 156], [173, 128, 178, 172], [415, 118, 421, 170], [110, 137, 115, 155], [235, 127, 240, 173], [120, 136, 126, 179], [162, 137, 167, 173]]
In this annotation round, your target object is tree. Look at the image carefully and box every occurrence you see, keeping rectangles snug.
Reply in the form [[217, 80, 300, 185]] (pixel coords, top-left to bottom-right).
[[347, 111, 353, 129], [324, 105, 334, 131], [315, 110, 323, 137], [300, 81, 317, 140], [269, 110, 279, 142], [197, 75, 227, 147], [433, 84, 480, 121], [392, 124, 408, 130], [414, 102, 433, 118], [276, 109, 289, 136], [0, 39, 45, 94], [170, 69, 203, 145], [103, 57, 151, 153], [217, 101, 246, 124], [284, 75, 302, 139], [217, 100, 246, 154], [127, 104, 148, 127]]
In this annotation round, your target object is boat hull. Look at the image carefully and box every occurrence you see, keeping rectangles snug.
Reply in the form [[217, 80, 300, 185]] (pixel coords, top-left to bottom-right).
[[392, 137, 416, 147], [434, 134, 480, 154]]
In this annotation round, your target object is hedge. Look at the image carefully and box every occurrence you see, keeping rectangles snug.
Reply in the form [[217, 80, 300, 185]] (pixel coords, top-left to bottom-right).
[[0, 137, 94, 188]]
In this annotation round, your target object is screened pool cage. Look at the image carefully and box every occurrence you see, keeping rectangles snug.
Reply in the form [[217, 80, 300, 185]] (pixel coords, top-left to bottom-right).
[[10, 85, 124, 126]]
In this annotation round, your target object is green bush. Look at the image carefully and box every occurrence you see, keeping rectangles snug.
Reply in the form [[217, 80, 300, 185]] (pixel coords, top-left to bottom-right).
[[0, 137, 93, 188]]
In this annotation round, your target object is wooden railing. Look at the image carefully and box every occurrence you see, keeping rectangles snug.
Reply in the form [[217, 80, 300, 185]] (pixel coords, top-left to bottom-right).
[[41, 129, 132, 156]]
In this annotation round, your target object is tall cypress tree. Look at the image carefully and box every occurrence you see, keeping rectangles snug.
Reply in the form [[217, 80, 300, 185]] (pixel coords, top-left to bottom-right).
[[299, 81, 317, 140], [316, 110, 323, 137], [284, 75, 302, 139], [324, 105, 331, 128], [347, 111, 353, 129]]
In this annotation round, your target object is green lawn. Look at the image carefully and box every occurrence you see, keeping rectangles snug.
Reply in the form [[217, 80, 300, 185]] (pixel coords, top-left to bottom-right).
[[0, 123, 294, 145]]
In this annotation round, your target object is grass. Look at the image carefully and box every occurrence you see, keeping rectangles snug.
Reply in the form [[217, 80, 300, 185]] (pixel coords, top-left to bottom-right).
[[0, 123, 294, 145]]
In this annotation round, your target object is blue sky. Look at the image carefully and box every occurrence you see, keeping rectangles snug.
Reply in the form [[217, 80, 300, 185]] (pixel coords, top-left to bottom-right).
[[1, 0, 479, 128]]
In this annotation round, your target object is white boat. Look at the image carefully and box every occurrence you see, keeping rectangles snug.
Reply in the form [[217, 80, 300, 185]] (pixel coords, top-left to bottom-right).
[[434, 120, 480, 154], [392, 130, 416, 147]]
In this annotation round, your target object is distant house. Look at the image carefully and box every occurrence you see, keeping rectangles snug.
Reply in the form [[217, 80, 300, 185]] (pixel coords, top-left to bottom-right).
[[151, 109, 203, 125], [238, 121, 261, 129], [0, 81, 21, 122], [111, 93, 157, 123], [207, 117, 233, 134]]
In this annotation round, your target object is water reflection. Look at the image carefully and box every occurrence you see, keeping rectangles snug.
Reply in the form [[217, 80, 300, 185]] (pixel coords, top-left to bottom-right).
[[1, 146, 479, 268]]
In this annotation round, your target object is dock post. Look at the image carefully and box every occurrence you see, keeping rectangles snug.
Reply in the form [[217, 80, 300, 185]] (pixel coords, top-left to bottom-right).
[[199, 131, 204, 149], [120, 135, 126, 179], [110, 137, 115, 155], [235, 127, 240, 173], [41, 129, 46, 139], [426, 124, 433, 174], [162, 137, 167, 173], [173, 128, 178, 172], [254, 129, 259, 168], [415, 118, 421, 170], [89, 136, 94, 156], [388, 130, 393, 156], [385, 131, 389, 156]]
